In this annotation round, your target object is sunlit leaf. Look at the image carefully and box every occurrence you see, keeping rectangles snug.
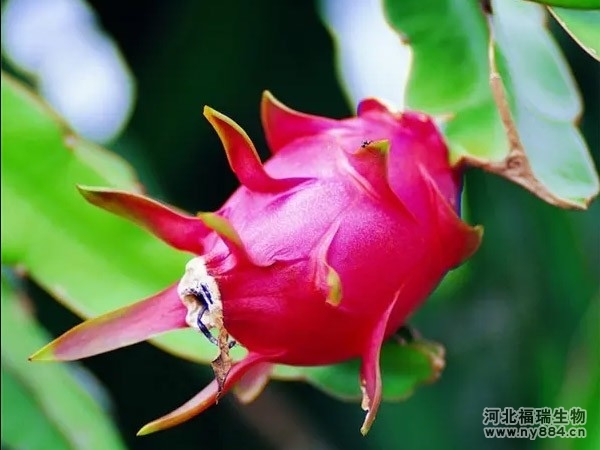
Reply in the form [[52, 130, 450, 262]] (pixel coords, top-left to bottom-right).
[[382, 0, 599, 209], [0, 73, 219, 362], [550, 7, 600, 61], [1, 277, 126, 450], [528, 0, 600, 9], [383, 0, 490, 114], [488, 0, 599, 207]]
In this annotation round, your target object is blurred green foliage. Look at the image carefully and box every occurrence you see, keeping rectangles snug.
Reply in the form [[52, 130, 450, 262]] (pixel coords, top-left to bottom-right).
[[1, 1, 599, 450], [1, 277, 127, 450]]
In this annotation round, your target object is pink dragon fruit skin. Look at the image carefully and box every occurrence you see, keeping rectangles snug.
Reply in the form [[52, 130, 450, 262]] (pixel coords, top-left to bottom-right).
[[30, 93, 482, 435]]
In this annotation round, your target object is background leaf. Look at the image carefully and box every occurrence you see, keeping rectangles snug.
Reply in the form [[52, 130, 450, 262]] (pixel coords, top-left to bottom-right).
[[1, 276, 127, 450], [528, 0, 600, 9], [382, 0, 599, 208], [0, 73, 234, 363], [383, 0, 490, 114], [550, 7, 600, 60], [490, 0, 599, 206]]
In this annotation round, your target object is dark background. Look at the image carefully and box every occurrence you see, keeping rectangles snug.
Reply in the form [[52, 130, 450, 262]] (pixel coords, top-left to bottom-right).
[[14, 1, 600, 449]]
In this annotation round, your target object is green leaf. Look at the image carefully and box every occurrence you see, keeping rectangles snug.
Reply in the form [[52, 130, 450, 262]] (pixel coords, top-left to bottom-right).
[[272, 339, 444, 401], [490, 0, 599, 206], [383, 0, 490, 114], [1, 277, 127, 450], [0, 72, 227, 363], [2, 366, 75, 450], [528, 0, 600, 10], [383, 0, 599, 209], [550, 7, 600, 61]]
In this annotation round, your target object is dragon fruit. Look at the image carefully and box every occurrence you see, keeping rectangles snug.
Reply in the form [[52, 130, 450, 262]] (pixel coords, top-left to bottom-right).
[[30, 92, 482, 435]]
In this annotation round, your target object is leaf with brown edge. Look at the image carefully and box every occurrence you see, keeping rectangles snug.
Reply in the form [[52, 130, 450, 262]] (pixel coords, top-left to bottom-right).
[[381, 0, 599, 210], [458, 32, 577, 208], [461, 0, 600, 210]]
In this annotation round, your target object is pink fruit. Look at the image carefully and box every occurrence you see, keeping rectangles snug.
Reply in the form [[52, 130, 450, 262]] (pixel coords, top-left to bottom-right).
[[31, 93, 482, 435]]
